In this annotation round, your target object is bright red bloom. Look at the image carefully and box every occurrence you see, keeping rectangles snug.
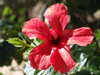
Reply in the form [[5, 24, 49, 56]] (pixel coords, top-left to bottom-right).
[[22, 3, 94, 73]]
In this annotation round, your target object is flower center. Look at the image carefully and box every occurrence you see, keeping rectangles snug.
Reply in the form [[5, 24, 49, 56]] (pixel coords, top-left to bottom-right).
[[51, 36, 60, 44], [49, 29, 60, 44]]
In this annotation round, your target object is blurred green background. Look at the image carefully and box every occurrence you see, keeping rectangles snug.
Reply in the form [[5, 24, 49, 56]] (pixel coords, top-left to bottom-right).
[[0, 0, 100, 75]]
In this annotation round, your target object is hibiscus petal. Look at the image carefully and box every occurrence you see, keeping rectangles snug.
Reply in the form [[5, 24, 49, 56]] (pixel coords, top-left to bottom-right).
[[50, 45, 75, 73], [22, 18, 50, 42], [29, 42, 52, 70], [67, 27, 94, 46], [59, 29, 73, 44], [44, 3, 68, 33]]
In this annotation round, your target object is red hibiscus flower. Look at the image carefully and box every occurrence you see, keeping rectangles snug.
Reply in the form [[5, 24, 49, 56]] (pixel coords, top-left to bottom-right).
[[22, 3, 94, 73]]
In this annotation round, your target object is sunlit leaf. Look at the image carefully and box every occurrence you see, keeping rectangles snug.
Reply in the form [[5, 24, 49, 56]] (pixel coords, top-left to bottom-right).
[[33, 38, 43, 46], [2, 6, 9, 16], [7, 38, 26, 47], [18, 17, 25, 23], [24, 61, 64, 75], [9, 15, 16, 21], [0, 72, 3, 75], [69, 53, 87, 74], [23, 48, 33, 55]]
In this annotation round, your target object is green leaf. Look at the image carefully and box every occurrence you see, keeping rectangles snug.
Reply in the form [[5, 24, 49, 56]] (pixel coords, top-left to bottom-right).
[[9, 8, 13, 14], [70, 42, 100, 75], [13, 50, 23, 64], [18, 17, 25, 23], [94, 29, 100, 40], [76, 70, 91, 75], [7, 38, 26, 47], [24, 61, 66, 75], [94, 29, 100, 48], [34, 70, 40, 75], [0, 41, 15, 66], [0, 72, 3, 75], [24, 61, 52, 75], [9, 15, 16, 21], [84, 56, 100, 74], [33, 38, 43, 46], [16, 8, 26, 15], [23, 48, 33, 55], [2, 6, 9, 16], [55, 74, 65, 75], [69, 53, 87, 74], [23, 61, 41, 75]]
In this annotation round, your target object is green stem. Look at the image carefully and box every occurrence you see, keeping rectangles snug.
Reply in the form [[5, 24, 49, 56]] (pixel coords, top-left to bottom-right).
[[26, 44, 33, 48], [51, 69, 57, 75], [32, 41, 37, 46]]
